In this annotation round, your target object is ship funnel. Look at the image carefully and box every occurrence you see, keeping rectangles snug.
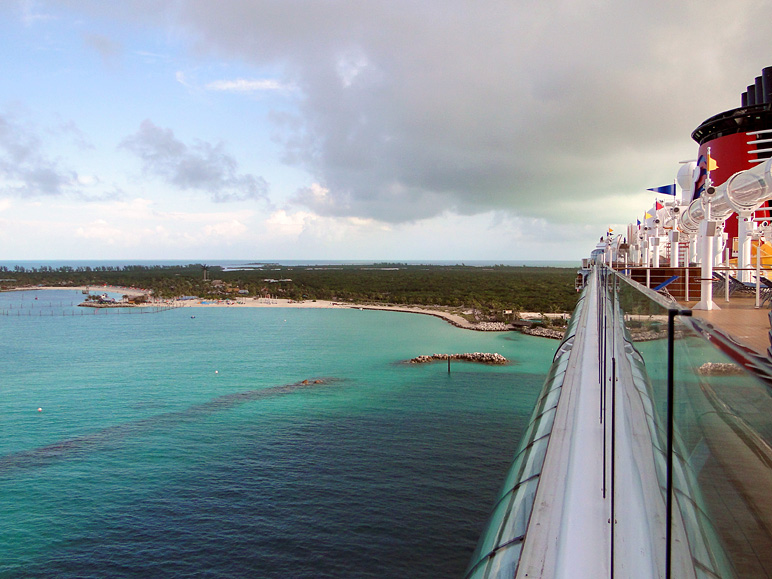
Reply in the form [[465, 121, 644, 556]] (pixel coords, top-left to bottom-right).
[[741, 67, 772, 106], [747, 85, 757, 106], [763, 67, 772, 104]]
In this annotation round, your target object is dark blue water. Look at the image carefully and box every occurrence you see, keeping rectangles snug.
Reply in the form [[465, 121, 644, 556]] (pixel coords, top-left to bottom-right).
[[0, 290, 553, 577]]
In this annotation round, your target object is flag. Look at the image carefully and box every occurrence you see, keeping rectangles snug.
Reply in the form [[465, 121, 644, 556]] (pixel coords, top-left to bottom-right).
[[644, 212, 653, 219], [692, 154, 708, 200], [637, 219, 641, 228], [655, 201, 664, 211], [708, 153, 718, 171], [647, 184, 677, 196]]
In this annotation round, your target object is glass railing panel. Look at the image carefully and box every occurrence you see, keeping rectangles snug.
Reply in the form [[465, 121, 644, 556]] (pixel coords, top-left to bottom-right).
[[467, 490, 516, 568], [611, 270, 672, 577], [612, 265, 772, 577], [498, 477, 541, 543], [514, 437, 549, 485], [671, 314, 772, 578], [465, 476, 540, 578], [484, 543, 523, 578], [528, 408, 556, 442]]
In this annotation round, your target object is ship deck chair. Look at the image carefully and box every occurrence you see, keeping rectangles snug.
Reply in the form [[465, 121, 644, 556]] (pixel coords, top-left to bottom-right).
[[713, 271, 756, 296], [726, 273, 756, 296], [653, 275, 679, 301], [760, 277, 772, 307], [713, 272, 727, 293]]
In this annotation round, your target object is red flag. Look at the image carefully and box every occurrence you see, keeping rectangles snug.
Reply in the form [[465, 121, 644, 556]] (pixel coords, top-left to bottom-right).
[[655, 201, 664, 211]]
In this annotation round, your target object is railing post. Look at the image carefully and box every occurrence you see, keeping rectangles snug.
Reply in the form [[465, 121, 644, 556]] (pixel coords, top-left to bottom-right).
[[685, 267, 689, 302], [666, 307, 692, 579]]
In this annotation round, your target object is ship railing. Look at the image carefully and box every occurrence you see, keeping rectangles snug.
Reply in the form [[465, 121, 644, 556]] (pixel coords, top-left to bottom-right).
[[611, 263, 772, 307], [606, 263, 772, 578]]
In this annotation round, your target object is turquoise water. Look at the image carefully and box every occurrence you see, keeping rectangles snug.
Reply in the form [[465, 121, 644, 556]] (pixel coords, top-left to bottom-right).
[[0, 291, 555, 577]]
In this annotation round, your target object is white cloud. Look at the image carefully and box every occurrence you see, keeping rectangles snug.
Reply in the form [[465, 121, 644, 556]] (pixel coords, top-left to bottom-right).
[[0, 111, 80, 197], [205, 78, 287, 92], [143, 0, 767, 227], [203, 219, 248, 238], [82, 32, 122, 66], [5, 0, 772, 260], [75, 219, 126, 244], [120, 120, 270, 203], [265, 209, 314, 236], [19, 0, 54, 26]]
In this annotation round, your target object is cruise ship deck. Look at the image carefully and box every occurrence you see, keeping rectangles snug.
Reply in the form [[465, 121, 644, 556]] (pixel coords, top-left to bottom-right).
[[466, 265, 772, 578], [687, 295, 771, 355]]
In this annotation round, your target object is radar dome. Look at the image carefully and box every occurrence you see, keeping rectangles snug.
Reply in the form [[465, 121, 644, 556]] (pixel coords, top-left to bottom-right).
[[677, 161, 697, 191]]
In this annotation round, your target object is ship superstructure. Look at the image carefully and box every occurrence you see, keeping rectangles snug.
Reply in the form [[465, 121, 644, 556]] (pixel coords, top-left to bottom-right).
[[466, 68, 772, 578]]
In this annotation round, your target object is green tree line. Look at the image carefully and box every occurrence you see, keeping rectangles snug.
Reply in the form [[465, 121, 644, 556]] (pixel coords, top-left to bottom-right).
[[1, 263, 579, 316]]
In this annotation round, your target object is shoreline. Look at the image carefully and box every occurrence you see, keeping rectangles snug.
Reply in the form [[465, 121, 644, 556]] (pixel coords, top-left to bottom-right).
[[19, 285, 568, 337]]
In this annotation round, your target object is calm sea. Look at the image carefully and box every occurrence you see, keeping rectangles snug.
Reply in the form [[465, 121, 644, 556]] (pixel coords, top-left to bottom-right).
[[0, 290, 555, 578], [0, 259, 579, 270]]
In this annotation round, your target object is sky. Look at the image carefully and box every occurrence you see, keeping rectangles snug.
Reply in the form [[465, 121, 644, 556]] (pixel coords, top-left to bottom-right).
[[0, 0, 770, 262]]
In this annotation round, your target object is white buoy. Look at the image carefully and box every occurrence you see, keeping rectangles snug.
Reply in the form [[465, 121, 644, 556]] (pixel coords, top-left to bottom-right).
[[215, 370, 219, 374], [37, 408, 42, 412]]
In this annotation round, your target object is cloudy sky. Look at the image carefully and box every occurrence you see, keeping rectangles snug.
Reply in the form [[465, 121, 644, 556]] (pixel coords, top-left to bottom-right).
[[0, 0, 769, 262]]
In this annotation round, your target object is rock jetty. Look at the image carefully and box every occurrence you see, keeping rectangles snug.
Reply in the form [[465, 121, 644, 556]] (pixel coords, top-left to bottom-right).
[[696, 362, 746, 376], [522, 326, 565, 340], [407, 352, 508, 365], [471, 321, 512, 331]]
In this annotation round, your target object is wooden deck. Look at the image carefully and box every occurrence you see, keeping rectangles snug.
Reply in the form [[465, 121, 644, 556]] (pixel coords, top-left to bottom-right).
[[682, 295, 771, 356], [612, 265, 771, 356]]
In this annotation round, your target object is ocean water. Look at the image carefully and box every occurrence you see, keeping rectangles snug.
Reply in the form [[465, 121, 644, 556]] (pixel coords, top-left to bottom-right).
[[0, 291, 555, 578], [0, 258, 579, 270]]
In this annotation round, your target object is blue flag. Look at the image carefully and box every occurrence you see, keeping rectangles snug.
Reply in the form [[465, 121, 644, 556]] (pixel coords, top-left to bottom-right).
[[647, 184, 677, 196]]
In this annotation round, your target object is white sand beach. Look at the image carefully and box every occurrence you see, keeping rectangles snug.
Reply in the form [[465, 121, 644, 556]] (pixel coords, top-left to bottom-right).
[[29, 285, 566, 332]]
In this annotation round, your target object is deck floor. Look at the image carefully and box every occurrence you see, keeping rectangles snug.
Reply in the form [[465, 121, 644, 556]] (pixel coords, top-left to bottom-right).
[[682, 295, 771, 355]]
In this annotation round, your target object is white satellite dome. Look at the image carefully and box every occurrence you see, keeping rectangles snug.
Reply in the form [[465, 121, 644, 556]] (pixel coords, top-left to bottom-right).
[[677, 161, 697, 191]]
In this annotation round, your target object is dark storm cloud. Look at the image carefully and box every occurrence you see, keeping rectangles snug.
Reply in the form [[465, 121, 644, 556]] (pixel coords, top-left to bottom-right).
[[120, 119, 269, 203]]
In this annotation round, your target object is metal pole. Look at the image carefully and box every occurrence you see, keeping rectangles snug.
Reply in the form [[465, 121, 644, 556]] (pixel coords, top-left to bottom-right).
[[666, 307, 692, 579], [756, 239, 762, 309], [611, 354, 616, 577], [685, 267, 689, 302], [610, 272, 618, 577]]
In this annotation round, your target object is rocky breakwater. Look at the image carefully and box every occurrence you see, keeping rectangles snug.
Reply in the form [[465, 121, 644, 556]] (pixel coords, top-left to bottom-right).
[[696, 362, 746, 376], [471, 321, 512, 331], [522, 326, 565, 340], [407, 352, 509, 365]]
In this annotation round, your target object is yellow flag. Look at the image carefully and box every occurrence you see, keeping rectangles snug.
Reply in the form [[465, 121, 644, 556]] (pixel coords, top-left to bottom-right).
[[644, 212, 653, 219], [707, 153, 718, 171]]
